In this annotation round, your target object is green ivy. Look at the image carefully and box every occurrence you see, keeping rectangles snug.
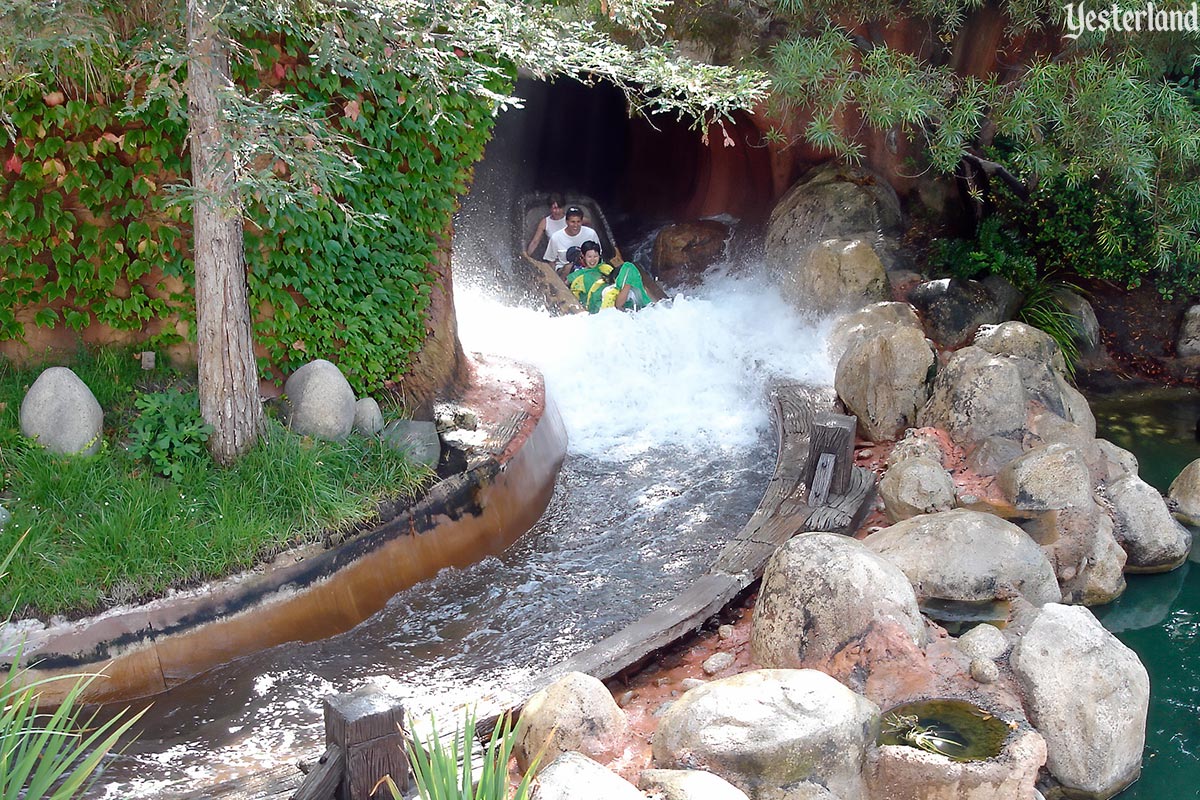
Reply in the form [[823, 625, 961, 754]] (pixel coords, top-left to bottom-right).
[[1, 33, 504, 394], [242, 37, 503, 392], [0, 90, 192, 345]]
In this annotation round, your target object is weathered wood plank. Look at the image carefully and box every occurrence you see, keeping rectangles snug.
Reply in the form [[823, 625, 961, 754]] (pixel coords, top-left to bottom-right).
[[292, 746, 344, 800]]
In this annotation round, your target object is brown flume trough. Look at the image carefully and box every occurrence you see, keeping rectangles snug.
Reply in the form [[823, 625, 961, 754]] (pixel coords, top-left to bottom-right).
[[6, 354, 567, 707]]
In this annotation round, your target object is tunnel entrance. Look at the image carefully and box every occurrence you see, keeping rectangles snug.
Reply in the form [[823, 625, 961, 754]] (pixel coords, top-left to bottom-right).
[[489, 77, 775, 248]]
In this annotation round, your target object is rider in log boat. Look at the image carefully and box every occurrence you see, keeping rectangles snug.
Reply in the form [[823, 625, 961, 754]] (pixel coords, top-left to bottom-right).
[[543, 206, 599, 279]]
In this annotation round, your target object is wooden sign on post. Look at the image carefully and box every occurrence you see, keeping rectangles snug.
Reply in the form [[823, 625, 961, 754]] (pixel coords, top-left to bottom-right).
[[323, 687, 409, 799], [802, 412, 856, 505]]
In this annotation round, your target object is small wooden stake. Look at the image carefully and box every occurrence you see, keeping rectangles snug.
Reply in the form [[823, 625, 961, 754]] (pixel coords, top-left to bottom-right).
[[323, 687, 409, 799], [803, 412, 856, 503]]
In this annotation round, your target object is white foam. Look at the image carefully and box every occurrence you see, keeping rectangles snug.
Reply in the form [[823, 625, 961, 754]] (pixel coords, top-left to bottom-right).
[[457, 265, 835, 460]]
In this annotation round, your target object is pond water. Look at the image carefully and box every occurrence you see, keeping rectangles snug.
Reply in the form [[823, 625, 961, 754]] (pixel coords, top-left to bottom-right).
[[1090, 387, 1200, 798]]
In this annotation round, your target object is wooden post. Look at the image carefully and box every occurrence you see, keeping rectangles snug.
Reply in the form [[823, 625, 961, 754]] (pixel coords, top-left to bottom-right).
[[323, 688, 409, 799], [803, 412, 856, 505]]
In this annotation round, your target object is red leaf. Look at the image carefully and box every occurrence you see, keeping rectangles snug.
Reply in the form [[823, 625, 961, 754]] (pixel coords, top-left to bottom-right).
[[3, 153, 20, 174]]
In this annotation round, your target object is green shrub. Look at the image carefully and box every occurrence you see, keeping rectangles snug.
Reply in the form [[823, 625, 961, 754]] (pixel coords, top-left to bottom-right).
[[128, 388, 212, 481]]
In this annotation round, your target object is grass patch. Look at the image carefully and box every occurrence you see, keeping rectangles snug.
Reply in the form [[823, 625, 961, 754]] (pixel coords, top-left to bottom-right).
[[0, 347, 433, 619]]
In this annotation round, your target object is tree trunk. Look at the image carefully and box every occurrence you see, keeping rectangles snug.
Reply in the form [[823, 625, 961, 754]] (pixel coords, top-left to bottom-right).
[[186, 0, 264, 464]]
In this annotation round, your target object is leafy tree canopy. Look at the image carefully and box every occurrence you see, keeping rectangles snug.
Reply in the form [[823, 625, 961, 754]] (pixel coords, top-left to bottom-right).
[[754, 0, 1200, 292]]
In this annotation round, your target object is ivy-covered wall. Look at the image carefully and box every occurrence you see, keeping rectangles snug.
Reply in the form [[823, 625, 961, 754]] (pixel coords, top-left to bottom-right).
[[0, 39, 501, 395]]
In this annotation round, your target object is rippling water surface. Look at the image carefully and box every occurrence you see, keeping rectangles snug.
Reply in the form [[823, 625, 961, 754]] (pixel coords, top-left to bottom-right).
[[1090, 387, 1200, 798]]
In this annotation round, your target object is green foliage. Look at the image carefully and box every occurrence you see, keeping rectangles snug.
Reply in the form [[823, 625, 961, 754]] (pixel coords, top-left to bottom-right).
[[395, 709, 537, 800], [0, 537, 144, 800], [0, 350, 433, 617], [1017, 280, 1081, 379], [932, 216, 1036, 288], [128, 388, 212, 481]]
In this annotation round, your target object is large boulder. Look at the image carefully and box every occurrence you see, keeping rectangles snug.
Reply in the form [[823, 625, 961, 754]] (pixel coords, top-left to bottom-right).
[[1176, 304, 1200, 357], [514, 671, 628, 772], [863, 509, 1062, 606], [639, 769, 750, 800], [1053, 288, 1102, 355], [877, 457, 956, 521], [973, 321, 1068, 376], [765, 162, 903, 253], [752, 532, 926, 669], [1168, 457, 1200, 526], [828, 302, 924, 361], [773, 238, 890, 313], [651, 219, 730, 285], [652, 669, 879, 800], [283, 359, 356, 441], [918, 347, 1027, 447], [906, 278, 1019, 349], [1105, 474, 1191, 572], [532, 752, 645, 800], [1010, 604, 1149, 798], [19, 367, 103, 456], [998, 444, 1126, 604], [997, 443, 1093, 511], [835, 324, 935, 442]]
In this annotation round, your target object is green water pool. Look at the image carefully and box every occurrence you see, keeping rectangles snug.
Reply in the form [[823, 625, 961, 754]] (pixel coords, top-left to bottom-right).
[[1090, 387, 1200, 797]]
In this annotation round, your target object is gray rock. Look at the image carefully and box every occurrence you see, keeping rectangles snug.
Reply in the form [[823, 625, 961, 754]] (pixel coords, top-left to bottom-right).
[[702, 652, 735, 675], [352, 397, 384, 436], [827, 302, 924, 362], [514, 671, 628, 773], [652, 669, 879, 800], [878, 456, 956, 522], [1090, 439, 1139, 486], [1177, 304, 1200, 357], [0, 507, 10, 530], [1053, 288, 1102, 353], [982, 274, 1025, 319], [888, 429, 945, 467], [1048, 507, 1128, 606], [639, 769, 750, 800], [1168, 457, 1200, 526], [283, 359, 356, 441], [863, 509, 1061, 606], [834, 324, 935, 442], [1011, 604, 1149, 798], [1106, 474, 1192, 572], [918, 347, 1027, 447], [966, 436, 1024, 477], [974, 321, 1069, 377], [765, 162, 903, 254], [956, 623, 1009, 661], [998, 443, 1093, 511], [970, 658, 1000, 684], [19, 367, 103, 455], [907, 279, 1014, 349], [774, 238, 890, 313], [752, 532, 926, 669], [532, 752, 644, 800], [380, 420, 440, 468]]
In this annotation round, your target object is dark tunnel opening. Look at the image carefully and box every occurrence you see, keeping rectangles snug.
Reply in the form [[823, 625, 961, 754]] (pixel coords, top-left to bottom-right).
[[487, 77, 775, 249]]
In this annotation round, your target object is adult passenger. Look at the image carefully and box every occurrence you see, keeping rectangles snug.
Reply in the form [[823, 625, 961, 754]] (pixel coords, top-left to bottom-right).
[[544, 206, 599, 279], [525, 193, 567, 257]]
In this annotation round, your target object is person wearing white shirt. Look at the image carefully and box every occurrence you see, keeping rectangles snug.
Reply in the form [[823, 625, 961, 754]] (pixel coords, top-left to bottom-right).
[[525, 193, 567, 257], [543, 206, 599, 278]]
